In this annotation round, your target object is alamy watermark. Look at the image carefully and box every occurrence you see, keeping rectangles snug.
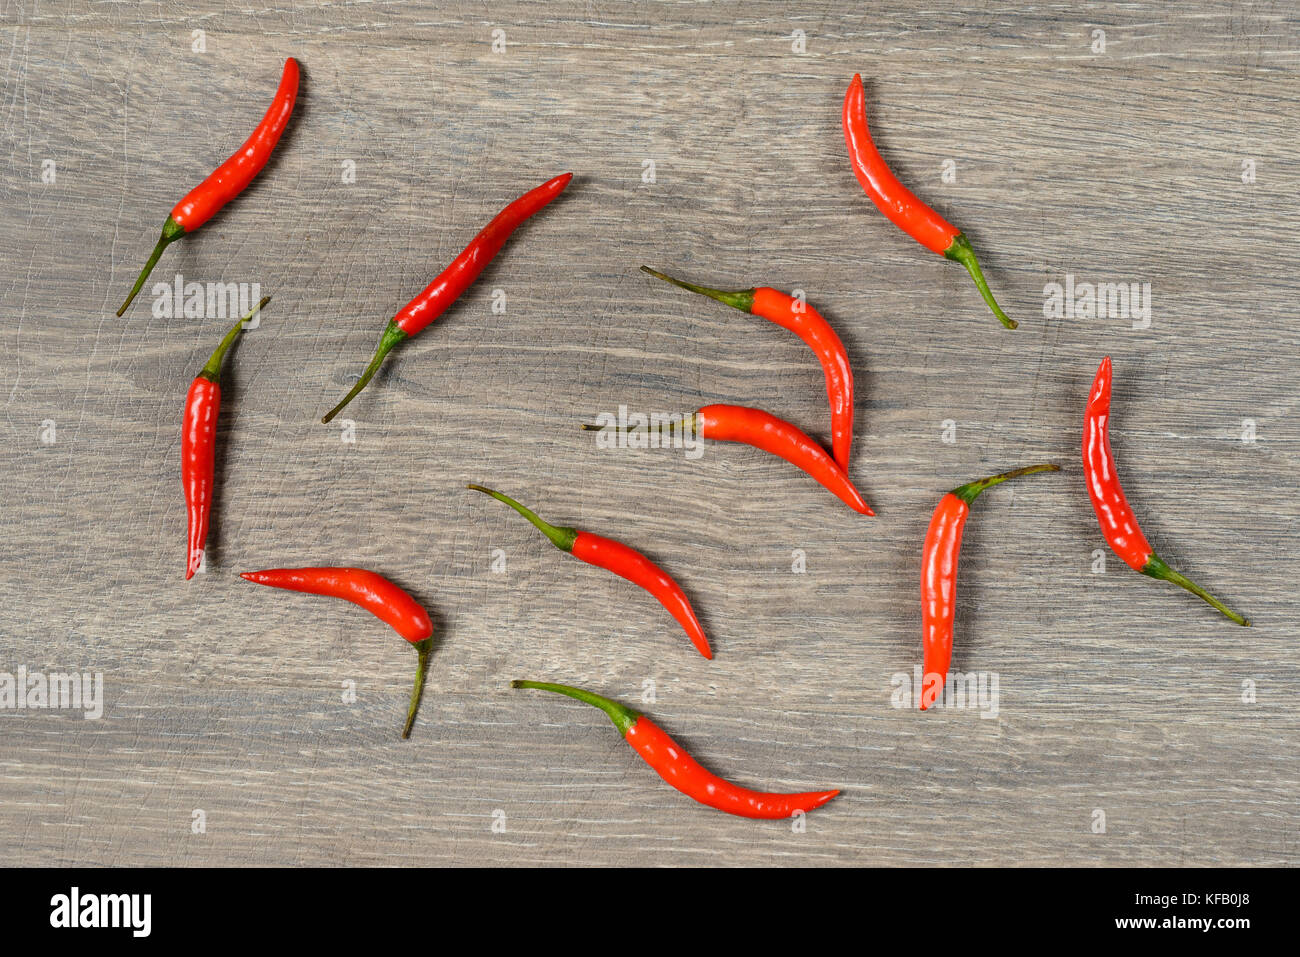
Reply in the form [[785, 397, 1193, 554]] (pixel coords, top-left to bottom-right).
[[1043, 273, 1151, 329], [50, 887, 150, 937], [0, 667, 103, 719], [588, 405, 703, 459], [891, 667, 1000, 718], [150, 273, 263, 321]]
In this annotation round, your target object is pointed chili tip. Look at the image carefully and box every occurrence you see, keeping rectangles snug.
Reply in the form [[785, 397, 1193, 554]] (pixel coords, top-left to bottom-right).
[[843, 482, 874, 515], [1089, 356, 1113, 405], [816, 790, 841, 808], [239, 572, 256, 582], [545, 172, 575, 194], [185, 567, 195, 581]]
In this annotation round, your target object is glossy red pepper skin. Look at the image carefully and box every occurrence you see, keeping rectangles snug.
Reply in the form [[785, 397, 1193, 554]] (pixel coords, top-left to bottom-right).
[[640, 267, 855, 472], [843, 75, 955, 256], [571, 532, 710, 658], [919, 492, 967, 709], [117, 59, 300, 317], [183, 377, 220, 579], [750, 288, 854, 471], [467, 486, 711, 658], [183, 297, 269, 579], [920, 464, 1060, 710], [394, 173, 572, 337], [183, 377, 219, 580], [842, 73, 1016, 330], [1083, 357, 1250, 626], [321, 173, 573, 423], [512, 681, 839, 819], [240, 566, 435, 737], [170, 58, 300, 232], [241, 567, 433, 642], [695, 404, 873, 515], [1083, 357, 1153, 571]]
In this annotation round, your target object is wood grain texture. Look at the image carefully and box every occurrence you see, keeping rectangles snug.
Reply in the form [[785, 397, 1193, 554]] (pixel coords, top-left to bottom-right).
[[1, 1, 1297, 866]]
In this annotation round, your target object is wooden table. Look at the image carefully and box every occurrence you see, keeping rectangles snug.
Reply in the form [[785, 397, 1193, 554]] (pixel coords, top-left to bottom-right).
[[2, 1, 1295, 866]]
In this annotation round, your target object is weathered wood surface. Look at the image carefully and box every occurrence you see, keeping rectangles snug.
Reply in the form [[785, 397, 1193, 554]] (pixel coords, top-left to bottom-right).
[[1, 1, 1296, 866]]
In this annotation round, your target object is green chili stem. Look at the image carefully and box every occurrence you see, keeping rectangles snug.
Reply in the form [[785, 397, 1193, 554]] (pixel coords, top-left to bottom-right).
[[117, 216, 186, 317], [321, 320, 408, 423], [466, 485, 578, 552], [510, 680, 640, 735], [951, 463, 1060, 506], [198, 296, 271, 382], [402, 637, 434, 739], [944, 233, 1016, 330], [1143, 555, 1250, 627], [640, 266, 755, 313]]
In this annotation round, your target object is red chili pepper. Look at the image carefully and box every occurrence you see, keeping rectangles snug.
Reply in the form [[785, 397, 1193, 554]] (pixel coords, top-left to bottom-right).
[[1084, 357, 1249, 626], [640, 266, 856, 472], [921, 463, 1060, 710], [665, 405, 873, 515], [239, 567, 435, 738], [117, 58, 300, 317], [511, 681, 839, 819], [183, 296, 270, 580], [466, 485, 711, 659], [321, 173, 573, 423], [842, 73, 1015, 331]]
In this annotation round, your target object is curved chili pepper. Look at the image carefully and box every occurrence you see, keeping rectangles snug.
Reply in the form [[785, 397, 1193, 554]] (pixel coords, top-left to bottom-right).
[[842, 73, 1015, 330], [183, 296, 270, 580], [640, 266, 856, 472], [921, 463, 1060, 710], [636, 405, 873, 515], [466, 485, 711, 659], [321, 173, 573, 423], [582, 406, 869, 513], [511, 681, 839, 819], [117, 58, 300, 317], [239, 567, 435, 738], [1084, 357, 1249, 626]]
